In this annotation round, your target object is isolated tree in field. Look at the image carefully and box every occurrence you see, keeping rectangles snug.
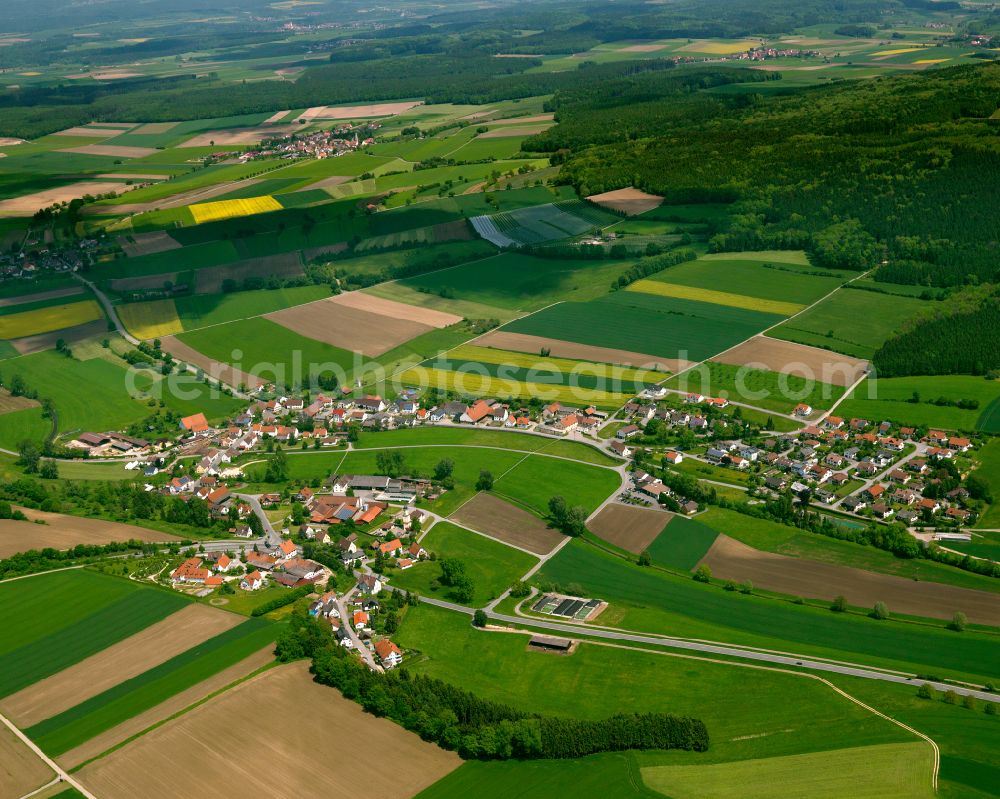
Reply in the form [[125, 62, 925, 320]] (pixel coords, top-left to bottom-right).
[[376, 450, 406, 478], [963, 694, 977, 711], [476, 470, 494, 491], [949, 611, 968, 632], [17, 441, 40, 474], [986, 702, 997, 716], [548, 495, 568, 525], [916, 683, 935, 700], [943, 690, 959, 705], [637, 550, 652, 567], [265, 447, 288, 483], [693, 564, 711, 583], [434, 458, 455, 482], [739, 580, 753, 595], [831, 595, 848, 613], [439, 557, 467, 587], [872, 601, 890, 620], [473, 609, 488, 627]]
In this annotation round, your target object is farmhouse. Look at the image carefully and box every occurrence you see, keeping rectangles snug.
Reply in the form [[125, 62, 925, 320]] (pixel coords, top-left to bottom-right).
[[180, 413, 210, 435], [609, 440, 633, 458]]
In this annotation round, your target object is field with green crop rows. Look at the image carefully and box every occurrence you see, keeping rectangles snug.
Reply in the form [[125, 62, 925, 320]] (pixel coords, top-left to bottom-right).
[[503, 292, 785, 362], [0, 571, 189, 698], [769, 288, 931, 359], [645, 517, 720, 571], [492, 455, 620, 516]]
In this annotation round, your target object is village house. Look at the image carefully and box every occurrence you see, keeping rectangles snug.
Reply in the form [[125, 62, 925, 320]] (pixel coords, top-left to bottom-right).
[[357, 574, 383, 595], [241, 570, 265, 591], [375, 639, 403, 668], [180, 413, 210, 435], [616, 424, 641, 441]]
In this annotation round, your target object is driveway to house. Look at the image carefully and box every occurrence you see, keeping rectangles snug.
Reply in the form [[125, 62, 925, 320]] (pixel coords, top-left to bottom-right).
[[337, 586, 381, 672]]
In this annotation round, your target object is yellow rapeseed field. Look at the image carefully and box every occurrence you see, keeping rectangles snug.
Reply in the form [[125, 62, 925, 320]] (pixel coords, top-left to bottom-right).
[[116, 299, 183, 340], [873, 47, 925, 57], [626, 280, 805, 317], [0, 299, 102, 339], [189, 195, 283, 224]]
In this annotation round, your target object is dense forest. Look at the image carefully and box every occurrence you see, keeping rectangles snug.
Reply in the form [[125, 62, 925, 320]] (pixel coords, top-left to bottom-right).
[[539, 62, 1000, 288], [277, 610, 709, 759], [873, 297, 1000, 377]]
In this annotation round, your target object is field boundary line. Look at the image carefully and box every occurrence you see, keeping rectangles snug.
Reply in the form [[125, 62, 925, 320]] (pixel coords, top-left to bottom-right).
[[0, 565, 85, 584], [0, 711, 98, 799], [16, 776, 60, 799]]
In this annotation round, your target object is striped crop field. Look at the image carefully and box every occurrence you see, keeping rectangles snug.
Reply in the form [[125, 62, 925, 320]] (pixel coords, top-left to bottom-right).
[[116, 300, 183, 340], [0, 299, 102, 339], [398, 365, 631, 409], [189, 195, 283, 224], [627, 279, 804, 316], [446, 343, 667, 381]]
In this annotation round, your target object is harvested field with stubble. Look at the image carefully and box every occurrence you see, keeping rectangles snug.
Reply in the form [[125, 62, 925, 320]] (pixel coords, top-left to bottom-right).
[[0, 389, 39, 414], [118, 231, 181, 257], [59, 144, 158, 159], [57, 645, 275, 770], [0, 508, 182, 559], [295, 102, 422, 121], [10, 319, 107, 356], [180, 125, 297, 147], [328, 291, 462, 328], [0, 182, 128, 216], [77, 661, 460, 799], [0, 605, 241, 728], [195, 252, 302, 293], [266, 298, 432, 357], [450, 492, 564, 555], [160, 335, 266, 389], [0, 286, 83, 308], [700, 534, 1000, 625], [586, 187, 663, 215], [588, 504, 671, 554], [475, 330, 688, 372], [0, 725, 52, 798], [715, 336, 868, 388]]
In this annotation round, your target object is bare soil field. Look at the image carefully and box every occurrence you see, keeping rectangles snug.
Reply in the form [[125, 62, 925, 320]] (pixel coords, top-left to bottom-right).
[[586, 187, 663, 216], [110, 271, 180, 292], [486, 114, 555, 125], [328, 291, 462, 328], [195, 252, 303, 293], [266, 298, 432, 357], [77, 661, 460, 799], [261, 110, 291, 125], [0, 507, 182, 559], [0, 389, 40, 415], [588, 503, 671, 553], [180, 125, 297, 148], [714, 335, 868, 388], [59, 144, 158, 159], [0, 286, 83, 308], [450, 492, 564, 555], [0, 725, 52, 798], [475, 330, 687, 372], [85, 123, 136, 129], [118, 230, 182, 258], [131, 122, 178, 135], [160, 335, 266, 389], [700, 534, 1000, 625], [85, 178, 264, 214], [295, 102, 422, 121], [59, 646, 275, 770], [0, 137, 27, 146], [66, 70, 141, 80], [11, 319, 107, 355], [51, 126, 123, 138], [0, 605, 241, 727], [0, 182, 128, 217], [478, 125, 551, 138], [296, 174, 351, 192]]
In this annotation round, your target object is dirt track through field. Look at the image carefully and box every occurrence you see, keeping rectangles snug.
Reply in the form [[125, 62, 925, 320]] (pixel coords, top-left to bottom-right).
[[450, 493, 564, 555], [588, 503, 671, 553], [700, 534, 1000, 625], [160, 335, 266, 389], [77, 661, 460, 798], [84, 179, 265, 215], [0, 507, 181, 559], [0, 605, 242, 727], [58, 646, 275, 770], [0, 724, 52, 797], [266, 299, 433, 357], [587, 187, 663, 215], [10, 319, 107, 355], [475, 330, 687, 372], [713, 336, 868, 388], [328, 292, 462, 328]]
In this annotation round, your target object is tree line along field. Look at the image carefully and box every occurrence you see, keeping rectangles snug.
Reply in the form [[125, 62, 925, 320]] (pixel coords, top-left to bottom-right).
[[398, 604, 938, 799], [835, 374, 1000, 433], [538, 541, 999, 685]]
